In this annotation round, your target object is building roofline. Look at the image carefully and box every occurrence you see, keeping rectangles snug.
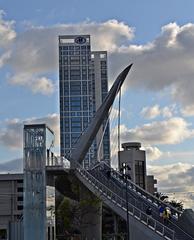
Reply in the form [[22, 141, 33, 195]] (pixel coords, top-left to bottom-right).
[[0, 173, 23, 181], [24, 124, 54, 135]]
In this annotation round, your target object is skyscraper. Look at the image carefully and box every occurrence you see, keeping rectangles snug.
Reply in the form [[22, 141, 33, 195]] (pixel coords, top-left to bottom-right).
[[59, 35, 110, 168]]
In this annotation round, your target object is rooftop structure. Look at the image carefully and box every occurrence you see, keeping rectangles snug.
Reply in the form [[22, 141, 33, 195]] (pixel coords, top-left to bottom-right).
[[119, 142, 147, 189]]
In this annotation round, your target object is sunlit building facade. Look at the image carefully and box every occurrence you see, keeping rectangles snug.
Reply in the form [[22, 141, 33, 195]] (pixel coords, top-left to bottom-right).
[[59, 35, 110, 168]]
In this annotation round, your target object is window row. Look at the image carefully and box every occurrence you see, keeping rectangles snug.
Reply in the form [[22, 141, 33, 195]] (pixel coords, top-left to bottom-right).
[[60, 51, 90, 56], [59, 45, 90, 51], [60, 111, 92, 117], [59, 56, 89, 62]]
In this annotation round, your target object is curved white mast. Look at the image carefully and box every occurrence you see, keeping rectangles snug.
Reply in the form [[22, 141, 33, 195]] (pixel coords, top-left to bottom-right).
[[70, 64, 133, 168]]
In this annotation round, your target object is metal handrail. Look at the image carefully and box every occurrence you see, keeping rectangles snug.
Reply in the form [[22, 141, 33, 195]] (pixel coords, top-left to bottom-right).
[[92, 169, 164, 220], [92, 170, 194, 240], [94, 161, 182, 216], [168, 219, 194, 240], [46, 156, 70, 168], [76, 164, 175, 240]]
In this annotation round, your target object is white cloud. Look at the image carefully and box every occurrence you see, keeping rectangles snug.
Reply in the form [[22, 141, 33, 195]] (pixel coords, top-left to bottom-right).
[[1, 14, 194, 110], [181, 105, 194, 117], [8, 19, 134, 74], [109, 22, 194, 115], [147, 163, 194, 208], [141, 105, 160, 119], [141, 105, 174, 119], [0, 114, 60, 149], [147, 162, 192, 187], [162, 106, 173, 118], [0, 10, 16, 47], [9, 73, 55, 95], [1, 18, 134, 94], [162, 150, 194, 161], [0, 51, 11, 68], [143, 146, 162, 161], [120, 117, 194, 145]]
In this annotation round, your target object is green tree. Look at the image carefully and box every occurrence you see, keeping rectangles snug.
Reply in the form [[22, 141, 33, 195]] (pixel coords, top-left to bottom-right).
[[167, 200, 184, 211], [155, 192, 184, 211], [57, 179, 101, 237]]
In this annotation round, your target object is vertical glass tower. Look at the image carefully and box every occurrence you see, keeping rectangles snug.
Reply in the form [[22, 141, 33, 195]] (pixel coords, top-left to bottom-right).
[[59, 35, 110, 168]]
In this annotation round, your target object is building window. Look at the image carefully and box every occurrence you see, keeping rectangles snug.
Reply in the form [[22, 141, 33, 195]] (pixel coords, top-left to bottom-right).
[[17, 179, 23, 183], [0, 229, 7, 239], [17, 187, 23, 192], [48, 227, 50, 240], [17, 196, 23, 201], [52, 226, 55, 240], [17, 205, 23, 210], [135, 161, 145, 189]]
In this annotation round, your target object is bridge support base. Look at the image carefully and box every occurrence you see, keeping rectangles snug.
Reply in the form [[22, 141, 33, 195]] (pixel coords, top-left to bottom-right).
[[80, 184, 102, 240]]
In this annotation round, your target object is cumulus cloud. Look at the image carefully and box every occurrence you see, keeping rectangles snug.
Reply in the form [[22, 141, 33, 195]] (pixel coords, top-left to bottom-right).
[[141, 105, 161, 119], [8, 19, 133, 74], [143, 146, 163, 161], [0, 114, 59, 149], [162, 106, 174, 118], [148, 162, 192, 185], [0, 51, 11, 68], [0, 17, 134, 94], [110, 125, 163, 165], [119, 117, 194, 145], [110, 125, 163, 162], [141, 105, 174, 119], [148, 163, 194, 208], [181, 105, 194, 117], [108, 22, 194, 116], [9, 73, 55, 95], [0, 10, 16, 47], [2, 13, 194, 109]]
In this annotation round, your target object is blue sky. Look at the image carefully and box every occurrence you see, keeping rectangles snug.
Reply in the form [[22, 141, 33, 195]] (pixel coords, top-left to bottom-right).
[[0, 0, 194, 208]]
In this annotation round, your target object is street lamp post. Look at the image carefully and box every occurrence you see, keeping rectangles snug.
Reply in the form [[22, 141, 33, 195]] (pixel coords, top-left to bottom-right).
[[121, 163, 131, 240]]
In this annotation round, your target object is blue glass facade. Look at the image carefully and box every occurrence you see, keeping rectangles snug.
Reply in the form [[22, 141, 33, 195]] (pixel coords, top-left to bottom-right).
[[59, 35, 110, 168]]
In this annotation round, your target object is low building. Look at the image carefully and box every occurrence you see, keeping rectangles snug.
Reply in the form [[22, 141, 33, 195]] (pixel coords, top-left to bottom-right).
[[0, 173, 23, 240], [118, 142, 147, 189], [146, 175, 157, 195], [0, 172, 55, 240]]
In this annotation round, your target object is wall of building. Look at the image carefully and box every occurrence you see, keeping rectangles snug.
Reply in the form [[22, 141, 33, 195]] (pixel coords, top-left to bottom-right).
[[0, 174, 23, 240], [91, 51, 110, 162], [146, 175, 157, 194], [118, 142, 147, 189]]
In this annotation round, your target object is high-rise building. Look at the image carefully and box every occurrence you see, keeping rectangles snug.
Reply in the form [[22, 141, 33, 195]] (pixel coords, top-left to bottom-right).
[[59, 35, 110, 168]]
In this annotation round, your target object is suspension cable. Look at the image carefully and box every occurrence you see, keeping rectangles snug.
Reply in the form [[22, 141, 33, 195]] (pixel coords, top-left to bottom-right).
[[97, 105, 113, 161], [118, 88, 121, 168]]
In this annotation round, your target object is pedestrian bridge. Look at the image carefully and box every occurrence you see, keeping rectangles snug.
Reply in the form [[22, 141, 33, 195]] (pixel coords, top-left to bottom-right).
[[23, 64, 194, 240], [45, 157, 194, 240]]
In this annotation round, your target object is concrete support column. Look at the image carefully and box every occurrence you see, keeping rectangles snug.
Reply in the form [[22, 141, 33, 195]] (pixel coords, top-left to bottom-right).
[[113, 214, 118, 240], [80, 184, 102, 240]]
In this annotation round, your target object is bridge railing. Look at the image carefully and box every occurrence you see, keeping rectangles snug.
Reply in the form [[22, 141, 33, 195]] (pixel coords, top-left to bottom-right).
[[90, 167, 194, 239], [90, 168, 159, 215], [93, 161, 182, 218], [46, 156, 70, 168], [76, 164, 175, 240]]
